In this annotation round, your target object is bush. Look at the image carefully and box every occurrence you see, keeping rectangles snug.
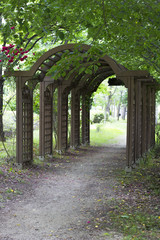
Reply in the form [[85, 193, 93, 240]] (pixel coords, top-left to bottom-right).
[[93, 113, 104, 123]]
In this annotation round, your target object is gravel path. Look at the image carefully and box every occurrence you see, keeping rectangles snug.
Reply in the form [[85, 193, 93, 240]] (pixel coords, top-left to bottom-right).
[[0, 136, 126, 240]]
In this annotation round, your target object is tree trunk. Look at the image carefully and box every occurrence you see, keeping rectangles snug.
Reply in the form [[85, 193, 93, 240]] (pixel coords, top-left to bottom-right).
[[117, 103, 121, 121], [104, 98, 110, 121], [104, 93, 112, 121], [121, 105, 126, 120], [117, 91, 123, 121]]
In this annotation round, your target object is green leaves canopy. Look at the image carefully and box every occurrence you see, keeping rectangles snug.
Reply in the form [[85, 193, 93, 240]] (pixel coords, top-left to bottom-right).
[[0, 0, 160, 78]]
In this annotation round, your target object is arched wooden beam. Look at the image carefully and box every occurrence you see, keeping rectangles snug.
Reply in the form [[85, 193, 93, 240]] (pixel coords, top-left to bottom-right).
[[5, 43, 157, 169]]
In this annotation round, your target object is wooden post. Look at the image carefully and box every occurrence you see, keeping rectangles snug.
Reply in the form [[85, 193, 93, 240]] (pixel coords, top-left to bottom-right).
[[30, 90, 33, 163], [16, 77, 23, 164], [151, 87, 155, 146], [82, 95, 85, 145], [62, 95, 68, 149], [142, 84, 147, 154], [57, 85, 68, 152], [0, 75, 5, 141], [39, 82, 45, 157], [147, 86, 152, 150], [22, 86, 33, 164], [126, 77, 136, 168], [82, 94, 90, 145], [71, 89, 80, 148], [57, 85, 62, 152], [16, 78, 33, 165], [87, 103, 90, 145], [135, 80, 142, 159], [39, 83, 53, 157]]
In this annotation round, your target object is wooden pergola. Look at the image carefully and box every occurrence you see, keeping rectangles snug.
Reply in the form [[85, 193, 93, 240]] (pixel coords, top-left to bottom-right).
[[8, 44, 156, 169]]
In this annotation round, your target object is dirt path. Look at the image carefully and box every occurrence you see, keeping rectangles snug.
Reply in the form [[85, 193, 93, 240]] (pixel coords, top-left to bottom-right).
[[0, 137, 126, 240]]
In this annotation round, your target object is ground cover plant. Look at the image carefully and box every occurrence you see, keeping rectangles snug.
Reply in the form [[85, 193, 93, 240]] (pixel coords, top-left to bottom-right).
[[0, 161, 40, 208], [107, 148, 160, 240]]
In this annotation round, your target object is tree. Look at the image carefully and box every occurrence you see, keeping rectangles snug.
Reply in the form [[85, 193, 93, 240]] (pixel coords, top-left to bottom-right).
[[92, 79, 127, 121], [70, 0, 160, 78], [116, 88, 127, 121], [0, 0, 159, 72], [0, 0, 73, 140]]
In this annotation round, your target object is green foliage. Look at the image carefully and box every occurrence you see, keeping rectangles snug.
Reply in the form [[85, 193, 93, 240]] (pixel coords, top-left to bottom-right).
[[46, 46, 101, 80], [53, 88, 58, 148], [93, 81, 127, 105], [93, 113, 104, 123], [92, 80, 127, 121], [0, 135, 16, 159], [0, 168, 4, 175], [0, 0, 159, 79], [33, 84, 40, 114], [156, 91, 160, 105], [110, 208, 160, 239], [155, 124, 160, 144]]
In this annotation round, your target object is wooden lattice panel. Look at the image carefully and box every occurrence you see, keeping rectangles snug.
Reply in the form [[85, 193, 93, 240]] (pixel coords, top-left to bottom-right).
[[142, 84, 147, 154], [22, 87, 33, 163], [74, 94, 80, 146], [138, 82, 143, 157], [151, 88, 155, 146], [44, 89, 52, 154], [61, 96, 68, 148], [82, 95, 90, 145], [147, 87, 152, 149]]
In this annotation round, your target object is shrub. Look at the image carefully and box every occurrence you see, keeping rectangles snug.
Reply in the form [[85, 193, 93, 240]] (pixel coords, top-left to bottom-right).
[[93, 113, 104, 123]]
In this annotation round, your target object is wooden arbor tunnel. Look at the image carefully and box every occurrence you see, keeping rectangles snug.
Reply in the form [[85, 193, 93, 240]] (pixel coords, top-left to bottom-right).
[[9, 44, 157, 168]]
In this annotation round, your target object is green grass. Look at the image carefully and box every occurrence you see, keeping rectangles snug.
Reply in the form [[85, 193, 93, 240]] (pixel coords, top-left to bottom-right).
[[90, 121, 126, 146], [0, 121, 127, 161], [0, 129, 39, 160], [0, 136, 16, 159], [33, 121, 127, 149]]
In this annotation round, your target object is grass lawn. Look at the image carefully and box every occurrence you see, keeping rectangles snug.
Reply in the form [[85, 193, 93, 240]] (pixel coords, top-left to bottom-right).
[[0, 120, 127, 160], [90, 121, 126, 146]]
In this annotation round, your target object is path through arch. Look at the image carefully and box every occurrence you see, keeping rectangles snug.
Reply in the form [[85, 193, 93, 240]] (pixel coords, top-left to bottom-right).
[[0, 140, 126, 239]]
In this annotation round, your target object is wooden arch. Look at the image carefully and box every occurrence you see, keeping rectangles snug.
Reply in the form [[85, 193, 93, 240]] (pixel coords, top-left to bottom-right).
[[9, 44, 156, 169]]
